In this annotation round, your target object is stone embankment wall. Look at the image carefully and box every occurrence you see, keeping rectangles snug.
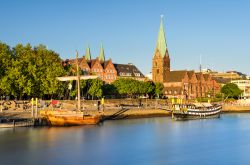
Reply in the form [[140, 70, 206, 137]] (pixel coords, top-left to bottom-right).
[[222, 104, 250, 112]]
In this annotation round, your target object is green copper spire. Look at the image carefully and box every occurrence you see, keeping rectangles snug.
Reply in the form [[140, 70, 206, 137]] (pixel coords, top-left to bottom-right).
[[85, 46, 91, 60], [156, 15, 167, 57], [99, 43, 105, 62]]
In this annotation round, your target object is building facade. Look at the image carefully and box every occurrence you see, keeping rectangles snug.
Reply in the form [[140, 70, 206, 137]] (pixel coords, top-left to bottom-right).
[[63, 44, 145, 83], [152, 17, 220, 99], [231, 80, 250, 99], [211, 71, 246, 80]]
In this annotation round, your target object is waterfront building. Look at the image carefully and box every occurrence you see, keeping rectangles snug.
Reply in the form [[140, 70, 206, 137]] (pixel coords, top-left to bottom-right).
[[152, 17, 220, 99], [211, 71, 246, 80], [231, 79, 250, 99], [114, 63, 145, 81], [63, 44, 144, 83]]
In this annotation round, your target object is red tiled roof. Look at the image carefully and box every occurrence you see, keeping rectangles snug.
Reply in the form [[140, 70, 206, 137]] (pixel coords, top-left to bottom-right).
[[169, 70, 187, 82]]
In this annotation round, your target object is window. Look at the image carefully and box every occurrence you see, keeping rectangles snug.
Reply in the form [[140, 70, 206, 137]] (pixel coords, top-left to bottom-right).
[[135, 73, 140, 77], [126, 73, 132, 76], [157, 69, 159, 74]]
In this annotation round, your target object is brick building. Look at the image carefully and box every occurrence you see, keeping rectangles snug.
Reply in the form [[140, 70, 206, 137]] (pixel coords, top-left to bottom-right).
[[63, 44, 145, 83], [152, 17, 220, 99], [114, 63, 145, 81]]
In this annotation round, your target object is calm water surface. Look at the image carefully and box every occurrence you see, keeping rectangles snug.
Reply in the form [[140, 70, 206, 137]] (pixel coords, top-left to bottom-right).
[[1, 114, 250, 165]]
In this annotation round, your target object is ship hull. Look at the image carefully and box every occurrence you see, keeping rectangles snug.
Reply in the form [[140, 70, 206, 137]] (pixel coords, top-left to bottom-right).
[[40, 110, 101, 126], [172, 106, 221, 121], [47, 115, 100, 126]]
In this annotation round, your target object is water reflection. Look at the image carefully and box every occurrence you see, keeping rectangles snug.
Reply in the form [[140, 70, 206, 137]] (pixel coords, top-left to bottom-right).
[[1, 114, 250, 164]]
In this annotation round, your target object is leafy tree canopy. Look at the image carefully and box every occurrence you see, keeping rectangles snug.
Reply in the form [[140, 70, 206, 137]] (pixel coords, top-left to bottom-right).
[[0, 42, 66, 99], [221, 83, 242, 99]]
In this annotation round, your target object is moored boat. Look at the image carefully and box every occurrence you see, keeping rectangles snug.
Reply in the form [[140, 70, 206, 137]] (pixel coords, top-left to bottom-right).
[[40, 51, 101, 127], [172, 103, 222, 120], [40, 110, 101, 126]]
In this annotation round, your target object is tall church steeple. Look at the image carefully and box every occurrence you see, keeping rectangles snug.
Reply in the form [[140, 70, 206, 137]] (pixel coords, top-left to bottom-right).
[[152, 15, 170, 83], [156, 15, 168, 57], [99, 43, 105, 62], [85, 46, 91, 60]]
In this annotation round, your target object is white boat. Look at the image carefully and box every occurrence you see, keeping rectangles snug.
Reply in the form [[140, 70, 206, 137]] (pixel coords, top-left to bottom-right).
[[172, 103, 222, 120]]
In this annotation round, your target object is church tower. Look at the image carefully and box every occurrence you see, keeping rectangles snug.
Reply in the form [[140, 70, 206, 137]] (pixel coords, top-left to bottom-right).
[[152, 16, 170, 83]]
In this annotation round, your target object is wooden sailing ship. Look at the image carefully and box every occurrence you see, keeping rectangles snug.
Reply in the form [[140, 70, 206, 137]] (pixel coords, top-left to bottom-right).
[[40, 51, 101, 126]]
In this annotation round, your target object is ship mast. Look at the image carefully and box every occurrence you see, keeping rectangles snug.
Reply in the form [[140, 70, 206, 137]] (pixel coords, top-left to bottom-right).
[[76, 50, 81, 112], [199, 55, 202, 99]]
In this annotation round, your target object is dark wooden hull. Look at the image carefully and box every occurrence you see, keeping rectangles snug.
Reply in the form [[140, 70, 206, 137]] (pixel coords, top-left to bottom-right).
[[172, 106, 221, 121]]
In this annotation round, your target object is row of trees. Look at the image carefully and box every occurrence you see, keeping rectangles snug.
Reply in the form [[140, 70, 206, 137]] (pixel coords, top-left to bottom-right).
[[0, 42, 66, 99], [68, 78, 164, 100], [0, 42, 164, 100]]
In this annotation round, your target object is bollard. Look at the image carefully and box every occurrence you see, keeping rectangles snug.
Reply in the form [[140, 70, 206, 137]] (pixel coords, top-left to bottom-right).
[[35, 98, 38, 118], [31, 98, 34, 118]]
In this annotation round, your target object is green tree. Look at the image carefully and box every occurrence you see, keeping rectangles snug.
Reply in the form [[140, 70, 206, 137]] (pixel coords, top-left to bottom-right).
[[6, 43, 66, 99], [35, 45, 66, 98], [154, 82, 164, 98], [221, 83, 242, 99], [0, 42, 13, 95], [113, 78, 139, 97], [88, 79, 103, 99], [102, 83, 117, 96]]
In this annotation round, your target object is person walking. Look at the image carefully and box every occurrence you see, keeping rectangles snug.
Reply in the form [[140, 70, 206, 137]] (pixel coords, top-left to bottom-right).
[[101, 97, 105, 111]]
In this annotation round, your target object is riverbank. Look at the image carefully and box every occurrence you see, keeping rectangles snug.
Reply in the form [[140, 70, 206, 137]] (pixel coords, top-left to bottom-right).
[[0, 108, 172, 127], [2, 99, 250, 126], [222, 104, 250, 113]]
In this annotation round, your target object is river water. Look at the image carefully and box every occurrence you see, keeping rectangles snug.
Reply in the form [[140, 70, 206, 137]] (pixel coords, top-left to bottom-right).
[[1, 114, 250, 165]]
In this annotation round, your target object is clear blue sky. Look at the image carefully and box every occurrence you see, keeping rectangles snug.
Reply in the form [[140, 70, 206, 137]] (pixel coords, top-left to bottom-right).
[[1, 0, 250, 75]]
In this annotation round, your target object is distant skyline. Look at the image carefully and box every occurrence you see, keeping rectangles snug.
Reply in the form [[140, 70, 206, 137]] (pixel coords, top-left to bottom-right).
[[1, 0, 250, 75]]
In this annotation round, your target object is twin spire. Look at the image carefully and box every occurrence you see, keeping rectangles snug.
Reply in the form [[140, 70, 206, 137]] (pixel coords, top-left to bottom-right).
[[85, 46, 91, 60], [156, 15, 168, 58], [99, 43, 105, 62], [84, 44, 105, 62]]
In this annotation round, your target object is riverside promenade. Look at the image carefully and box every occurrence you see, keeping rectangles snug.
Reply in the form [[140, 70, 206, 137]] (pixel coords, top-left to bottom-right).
[[0, 99, 172, 127], [2, 99, 250, 126]]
